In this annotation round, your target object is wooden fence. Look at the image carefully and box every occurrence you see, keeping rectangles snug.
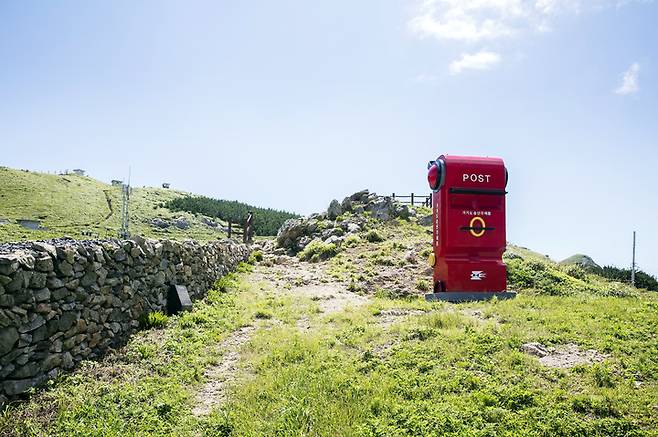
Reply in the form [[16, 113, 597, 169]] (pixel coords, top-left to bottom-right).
[[226, 215, 254, 244], [226, 221, 243, 239], [391, 193, 432, 207]]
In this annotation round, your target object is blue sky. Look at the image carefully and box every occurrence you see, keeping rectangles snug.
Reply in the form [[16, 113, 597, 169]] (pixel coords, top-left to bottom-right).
[[1, 0, 657, 275]]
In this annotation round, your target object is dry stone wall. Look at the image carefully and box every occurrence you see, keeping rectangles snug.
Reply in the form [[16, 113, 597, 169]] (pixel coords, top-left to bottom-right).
[[0, 237, 249, 404]]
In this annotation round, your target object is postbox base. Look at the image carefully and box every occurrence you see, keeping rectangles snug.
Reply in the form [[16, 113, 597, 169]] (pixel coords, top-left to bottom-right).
[[424, 291, 517, 303]]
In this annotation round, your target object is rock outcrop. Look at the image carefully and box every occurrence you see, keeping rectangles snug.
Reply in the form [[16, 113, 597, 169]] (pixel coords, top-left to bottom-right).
[[276, 190, 424, 254], [0, 237, 249, 403]]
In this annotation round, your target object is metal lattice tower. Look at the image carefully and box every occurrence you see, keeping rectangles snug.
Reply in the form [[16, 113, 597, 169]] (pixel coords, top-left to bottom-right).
[[119, 182, 130, 239]]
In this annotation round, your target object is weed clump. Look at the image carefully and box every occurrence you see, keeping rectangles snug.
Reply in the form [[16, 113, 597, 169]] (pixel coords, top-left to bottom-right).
[[139, 311, 169, 329], [248, 250, 264, 265], [254, 310, 273, 320], [365, 229, 385, 243], [343, 234, 361, 248], [298, 239, 339, 262], [214, 272, 240, 292], [415, 279, 431, 292]]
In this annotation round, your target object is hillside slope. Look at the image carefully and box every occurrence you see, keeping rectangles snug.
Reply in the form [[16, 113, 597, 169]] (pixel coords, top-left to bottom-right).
[[2, 200, 656, 436], [0, 167, 248, 242]]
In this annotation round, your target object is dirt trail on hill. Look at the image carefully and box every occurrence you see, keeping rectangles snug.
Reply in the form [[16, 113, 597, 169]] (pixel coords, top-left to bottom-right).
[[193, 257, 371, 415], [192, 325, 255, 416]]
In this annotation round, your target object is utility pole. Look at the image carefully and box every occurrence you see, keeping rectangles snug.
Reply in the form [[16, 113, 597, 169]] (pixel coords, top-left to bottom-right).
[[631, 231, 636, 286], [119, 167, 131, 239]]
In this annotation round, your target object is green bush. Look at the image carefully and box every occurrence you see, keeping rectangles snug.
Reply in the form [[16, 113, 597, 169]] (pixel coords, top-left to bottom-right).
[[562, 264, 587, 280], [214, 272, 239, 292], [415, 279, 431, 291], [140, 311, 169, 329], [298, 240, 339, 263], [343, 234, 361, 248], [365, 229, 385, 243], [248, 250, 264, 264], [254, 310, 273, 319]]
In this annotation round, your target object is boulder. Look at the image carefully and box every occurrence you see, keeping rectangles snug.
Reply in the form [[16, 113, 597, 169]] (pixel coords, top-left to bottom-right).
[[418, 215, 432, 227], [327, 200, 342, 220], [521, 342, 550, 358], [150, 218, 170, 229], [276, 218, 307, 249], [173, 217, 190, 230], [367, 197, 395, 221], [341, 197, 353, 212], [349, 189, 370, 202]]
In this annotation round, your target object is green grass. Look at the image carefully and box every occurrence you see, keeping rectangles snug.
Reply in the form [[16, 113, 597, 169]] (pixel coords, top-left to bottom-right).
[[0, 167, 236, 242], [3, 264, 656, 436], [2, 182, 657, 435]]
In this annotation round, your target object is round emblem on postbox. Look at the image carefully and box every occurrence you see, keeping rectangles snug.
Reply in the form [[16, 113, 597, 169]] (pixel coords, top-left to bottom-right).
[[469, 216, 486, 238]]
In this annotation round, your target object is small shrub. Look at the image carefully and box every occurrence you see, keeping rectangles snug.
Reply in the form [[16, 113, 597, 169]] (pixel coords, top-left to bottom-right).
[[315, 220, 329, 232], [140, 311, 169, 329], [347, 280, 363, 293], [343, 234, 361, 248], [248, 250, 264, 265], [365, 229, 385, 243], [372, 255, 395, 266], [562, 264, 586, 280], [236, 262, 254, 273], [592, 363, 616, 388], [254, 310, 273, 320], [298, 240, 339, 262], [415, 279, 431, 291], [214, 273, 239, 292]]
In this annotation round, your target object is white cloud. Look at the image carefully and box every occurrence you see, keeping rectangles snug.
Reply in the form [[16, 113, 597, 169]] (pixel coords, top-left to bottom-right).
[[615, 62, 640, 95], [449, 50, 502, 74], [409, 0, 650, 43]]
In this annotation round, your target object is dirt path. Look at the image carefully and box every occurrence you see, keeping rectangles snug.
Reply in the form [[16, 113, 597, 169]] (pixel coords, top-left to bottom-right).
[[192, 325, 255, 416], [192, 256, 371, 415]]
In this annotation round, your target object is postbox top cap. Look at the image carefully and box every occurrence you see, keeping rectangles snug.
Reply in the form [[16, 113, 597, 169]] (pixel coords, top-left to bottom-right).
[[439, 155, 505, 167]]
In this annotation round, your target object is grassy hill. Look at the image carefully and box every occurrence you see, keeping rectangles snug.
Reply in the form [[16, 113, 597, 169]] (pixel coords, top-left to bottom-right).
[[2, 212, 656, 435], [0, 167, 282, 242]]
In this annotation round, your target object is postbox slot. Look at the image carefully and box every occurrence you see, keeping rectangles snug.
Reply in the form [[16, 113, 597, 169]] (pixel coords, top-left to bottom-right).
[[449, 187, 507, 196]]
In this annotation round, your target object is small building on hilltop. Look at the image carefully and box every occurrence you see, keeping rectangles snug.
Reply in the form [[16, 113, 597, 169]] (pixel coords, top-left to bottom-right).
[[111, 179, 123, 186], [162, 183, 171, 189], [73, 169, 85, 176]]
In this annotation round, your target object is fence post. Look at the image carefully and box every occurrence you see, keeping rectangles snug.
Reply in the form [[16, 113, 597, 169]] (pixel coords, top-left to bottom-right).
[[228, 222, 232, 238], [411, 193, 414, 206], [392, 193, 395, 200]]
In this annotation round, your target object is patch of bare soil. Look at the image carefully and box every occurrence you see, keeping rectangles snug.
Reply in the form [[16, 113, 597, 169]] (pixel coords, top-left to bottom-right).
[[376, 308, 426, 328], [521, 342, 608, 369], [291, 283, 369, 314], [296, 316, 311, 332], [250, 257, 326, 289], [192, 326, 254, 416]]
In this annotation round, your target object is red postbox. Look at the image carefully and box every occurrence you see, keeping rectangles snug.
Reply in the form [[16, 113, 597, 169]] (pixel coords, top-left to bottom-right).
[[425, 155, 516, 302]]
